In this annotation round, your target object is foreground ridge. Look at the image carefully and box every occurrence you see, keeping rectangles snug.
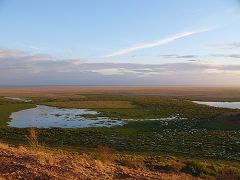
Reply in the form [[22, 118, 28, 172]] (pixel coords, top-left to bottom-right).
[[0, 143, 197, 180]]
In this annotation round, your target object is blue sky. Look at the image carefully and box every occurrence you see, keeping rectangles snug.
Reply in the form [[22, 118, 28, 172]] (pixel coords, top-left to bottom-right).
[[0, 0, 240, 85]]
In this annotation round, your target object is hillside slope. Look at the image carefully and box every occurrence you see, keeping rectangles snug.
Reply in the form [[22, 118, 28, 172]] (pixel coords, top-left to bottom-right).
[[0, 143, 198, 180]]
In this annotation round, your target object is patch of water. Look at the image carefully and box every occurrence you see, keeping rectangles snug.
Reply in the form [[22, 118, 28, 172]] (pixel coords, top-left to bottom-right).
[[123, 116, 187, 121], [193, 101, 240, 109], [8, 105, 124, 128], [4, 97, 32, 102]]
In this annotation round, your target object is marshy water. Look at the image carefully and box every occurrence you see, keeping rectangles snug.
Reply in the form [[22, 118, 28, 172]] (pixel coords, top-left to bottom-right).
[[193, 101, 240, 109], [4, 97, 32, 102], [8, 105, 124, 128], [7, 97, 240, 128]]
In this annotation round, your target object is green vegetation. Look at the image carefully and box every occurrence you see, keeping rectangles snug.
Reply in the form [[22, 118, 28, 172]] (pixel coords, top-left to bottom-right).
[[114, 154, 240, 178], [41, 94, 239, 120], [0, 94, 239, 178], [46, 100, 135, 109], [0, 97, 36, 126]]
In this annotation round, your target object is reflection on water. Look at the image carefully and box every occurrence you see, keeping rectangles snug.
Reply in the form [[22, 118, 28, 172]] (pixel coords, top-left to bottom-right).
[[193, 101, 240, 109], [8, 105, 124, 128]]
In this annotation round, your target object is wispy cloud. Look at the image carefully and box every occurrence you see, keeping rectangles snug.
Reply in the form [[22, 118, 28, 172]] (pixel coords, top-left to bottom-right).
[[158, 54, 198, 59], [103, 28, 212, 58], [211, 54, 240, 58], [212, 42, 240, 50]]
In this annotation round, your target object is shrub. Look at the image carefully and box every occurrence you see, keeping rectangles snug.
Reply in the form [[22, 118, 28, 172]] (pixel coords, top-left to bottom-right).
[[93, 145, 115, 163], [182, 161, 217, 177]]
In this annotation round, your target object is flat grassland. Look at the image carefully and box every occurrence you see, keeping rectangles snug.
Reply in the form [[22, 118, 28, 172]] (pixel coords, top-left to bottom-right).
[[1, 86, 240, 101], [46, 100, 135, 109], [0, 86, 240, 179]]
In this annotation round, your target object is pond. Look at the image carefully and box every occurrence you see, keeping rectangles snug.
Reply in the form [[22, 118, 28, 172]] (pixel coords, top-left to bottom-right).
[[8, 105, 125, 128], [193, 101, 240, 109]]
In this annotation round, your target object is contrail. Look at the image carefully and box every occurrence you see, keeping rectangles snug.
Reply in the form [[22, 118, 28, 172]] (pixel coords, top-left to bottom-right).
[[103, 28, 212, 58]]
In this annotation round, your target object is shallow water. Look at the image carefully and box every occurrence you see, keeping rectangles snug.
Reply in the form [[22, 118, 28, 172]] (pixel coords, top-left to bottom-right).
[[8, 105, 124, 128], [193, 101, 240, 109], [4, 97, 32, 102]]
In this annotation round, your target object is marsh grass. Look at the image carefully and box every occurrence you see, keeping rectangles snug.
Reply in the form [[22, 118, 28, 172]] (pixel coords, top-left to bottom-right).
[[0, 93, 239, 178], [0, 104, 35, 125], [45, 100, 135, 109]]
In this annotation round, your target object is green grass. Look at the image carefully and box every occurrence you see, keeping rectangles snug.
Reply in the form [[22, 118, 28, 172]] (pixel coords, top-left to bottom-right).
[[37, 94, 240, 120], [181, 160, 240, 178], [114, 154, 240, 178], [0, 97, 36, 126], [45, 100, 135, 109]]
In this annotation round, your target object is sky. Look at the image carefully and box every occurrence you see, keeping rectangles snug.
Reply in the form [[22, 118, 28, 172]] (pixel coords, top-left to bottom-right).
[[0, 0, 240, 86]]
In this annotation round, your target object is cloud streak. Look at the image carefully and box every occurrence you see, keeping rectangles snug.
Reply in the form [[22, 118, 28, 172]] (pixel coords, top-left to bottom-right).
[[103, 28, 211, 58], [213, 42, 240, 49]]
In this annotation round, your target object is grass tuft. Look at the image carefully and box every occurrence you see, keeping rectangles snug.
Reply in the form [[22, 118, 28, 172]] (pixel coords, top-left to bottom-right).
[[26, 128, 38, 148]]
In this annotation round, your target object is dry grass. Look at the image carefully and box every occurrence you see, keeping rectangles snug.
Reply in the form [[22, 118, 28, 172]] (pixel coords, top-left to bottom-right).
[[1, 86, 240, 101], [121, 158, 146, 170], [93, 145, 115, 163], [0, 143, 199, 180], [26, 128, 38, 148], [46, 100, 135, 109]]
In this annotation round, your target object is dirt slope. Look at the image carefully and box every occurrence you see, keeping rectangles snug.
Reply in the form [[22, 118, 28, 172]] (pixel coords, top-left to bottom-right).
[[0, 143, 198, 180]]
